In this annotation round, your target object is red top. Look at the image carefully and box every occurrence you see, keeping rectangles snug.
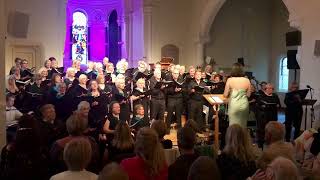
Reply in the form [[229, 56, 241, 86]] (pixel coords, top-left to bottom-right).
[[120, 156, 168, 180]]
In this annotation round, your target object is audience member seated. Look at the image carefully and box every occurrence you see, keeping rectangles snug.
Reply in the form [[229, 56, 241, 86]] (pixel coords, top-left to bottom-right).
[[50, 137, 97, 180], [101, 101, 121, 143], [50, 113, 100, 174], [0, 114, 49, 180], [217, 124, 257, 180], [120, 127, 168, 180], [151, 120, 173, 149], [107, 121, 135, 163], [98, 163, 129, 180], [188, 156, 221, 180], [168, 127, 199, 180], [250, 157, 299, 180], [131, 104, 150, 134], [38, 104, 66, 148], [257, 121, 295, 169]]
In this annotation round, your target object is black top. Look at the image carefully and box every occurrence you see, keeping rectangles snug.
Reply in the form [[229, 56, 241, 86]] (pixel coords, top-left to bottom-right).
[[130, 116, 150, 131], [166, 75, 184, 99], [188, 80, 207, 101], [111, 86, 130, 122], [88, 92, 109, 128], [161, 139, 173, 149], [107, 144, 135, 163], [149, 76, 166, 100], [217, 153, 257, 180], [168, 153, 199, 180]]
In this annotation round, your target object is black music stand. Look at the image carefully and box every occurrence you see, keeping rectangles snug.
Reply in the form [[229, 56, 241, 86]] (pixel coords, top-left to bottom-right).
[[303, 99, 317, 129]]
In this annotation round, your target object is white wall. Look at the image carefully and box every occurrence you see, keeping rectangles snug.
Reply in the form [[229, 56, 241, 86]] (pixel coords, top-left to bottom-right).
[[4, 0, 66, 74]]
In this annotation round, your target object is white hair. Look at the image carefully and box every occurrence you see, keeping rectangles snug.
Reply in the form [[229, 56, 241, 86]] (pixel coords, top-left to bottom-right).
[[77, 101, 90, 111], [268, 157, 299, 180]]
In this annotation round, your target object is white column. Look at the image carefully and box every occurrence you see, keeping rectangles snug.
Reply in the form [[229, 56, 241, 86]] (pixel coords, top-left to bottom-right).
[[0, 0, 7, 148], [143, 5, 152, 63], [124, 12, 133, 66], [194, 34, 210, 67], [118, 17, 127, 59]]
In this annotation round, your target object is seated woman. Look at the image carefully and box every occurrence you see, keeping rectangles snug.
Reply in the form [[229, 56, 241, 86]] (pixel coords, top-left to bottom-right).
[[131, 104, 150, 134], [120, 127, 168, 180], [50, 138, 97, 180], [217, 124, 257, 180], [101, 101, 121, 144], [151, 120, 173, 149], [107, 122, 135, 163]]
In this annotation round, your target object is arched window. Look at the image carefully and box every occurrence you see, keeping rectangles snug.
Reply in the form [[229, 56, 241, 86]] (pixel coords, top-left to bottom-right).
[[107, 10, 121, 64], [72, 11, 88, 64], [279, 57, 289, 91]]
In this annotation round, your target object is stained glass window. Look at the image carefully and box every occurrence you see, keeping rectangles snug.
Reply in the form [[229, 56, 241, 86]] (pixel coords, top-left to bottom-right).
[[72, 12, 88, 64], [279, 57, 289, 91]]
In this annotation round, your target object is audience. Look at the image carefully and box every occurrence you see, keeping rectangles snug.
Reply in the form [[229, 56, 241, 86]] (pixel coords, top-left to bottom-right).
[[151, 120, 173, 149], [217, 124, 257, 180], [107, 122, 135, 163], [257, 121, 295, 169], [168, 127, 199, 180], [50, 137, 97, 180], [188, 156, 221, 180], [120, 127, 168, 180], [98, 163, 129, 180]]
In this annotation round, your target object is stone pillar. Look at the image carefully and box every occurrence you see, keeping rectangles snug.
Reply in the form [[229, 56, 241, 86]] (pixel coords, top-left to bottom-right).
[[195, 34, 210, 67], [124, 12, 133, 66], [0, 0, 7, 148], [118, 16, 127, 60], [143, 5, 152, 63]]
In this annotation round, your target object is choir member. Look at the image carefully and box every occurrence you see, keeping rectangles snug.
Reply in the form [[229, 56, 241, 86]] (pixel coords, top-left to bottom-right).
[[73, 59, 83, 78], [210, 74, 225, 94], [70, 74, 88, 111], [131, 104, 150, 133], [49, 82, 72, 121], [64, 67, 77, 89], [112, 77, 130, 122], [96, 75, 111, 95], [95, 62, 105, 76], [5, 94, 22, 131], [166, 69, 184, 128], [48, 73, 62, 96], [101, 101, 121, 143], [116, 59, 128, 75], [105, 62, 117, 84], [44, 59, 52, 71], [149, 69, 166, 121], [20, 59, 33, 81], [102, 57, 109, 70], [11, 66, 21, 81], [131, 78, 150, 118], [136, 60, 149, 74], [284, 82, 303, 141], [10, 58, 22, 75], [6, 75, 19, 95], [25, 74, 46, 112], [188, 70, 207, 130], [179, 65, 186, 78]]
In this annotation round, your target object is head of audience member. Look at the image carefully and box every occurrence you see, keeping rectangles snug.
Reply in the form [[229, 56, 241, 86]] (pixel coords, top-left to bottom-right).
[[184, 119, 201, 133], [51, 73, 62, 85], [224, 124, 255, 163], [15, 114, 41, 153], [63, 137, 92, 171], [179, 65, 185, 75], [204, 65, 213, 74], [189, 66, 196, 78], [49, 57, 58, 68], [77, 101, 90, 118], [6, 94, 15, 108], [265, 157, 299, 180], [172, 69, 180, 80], [154, 69, 162, 80], [151, 120, 167, 140], [136, 78, 145, 90], [115, 78, 125, 91], [188, 156, 221, 180], [14, 57, 22, 68], [98, 163, 129, 180], [66, 113, 88, 136], [195, 70, 202, 81], [21, 59, 28, 69], [230, 63, 245, 77], [40, 104, 56, 124], [177, 127, 196, 154], [289, 82, 299, 92], [66, 67, 76, 79], [134, 104, 144, 117], [264, 83, 274, 96], [112, 121, 134, 151], [57, 82, 67, 96], [109, 101, 121, 116], [78, 74, 88, 86], [135, 127, 166, 176], [44, 59, 52, 69], [265, 121, 285, 145]]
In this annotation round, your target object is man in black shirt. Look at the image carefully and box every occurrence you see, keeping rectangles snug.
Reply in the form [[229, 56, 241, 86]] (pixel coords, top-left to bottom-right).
[[188, 70, 207, 130], [150, 69, 166, 120], [168, 127, 198, 180]]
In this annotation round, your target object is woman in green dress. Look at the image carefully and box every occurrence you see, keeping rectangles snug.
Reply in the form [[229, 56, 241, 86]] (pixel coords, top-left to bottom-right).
[[223, 63, 251, 128]]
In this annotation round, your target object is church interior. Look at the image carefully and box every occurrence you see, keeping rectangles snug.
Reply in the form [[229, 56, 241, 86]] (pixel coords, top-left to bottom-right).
[[1, 0, 320, 179]]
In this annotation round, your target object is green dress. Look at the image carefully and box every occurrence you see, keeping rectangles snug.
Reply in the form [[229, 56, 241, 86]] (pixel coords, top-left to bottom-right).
[[228, 89, 249, 128]]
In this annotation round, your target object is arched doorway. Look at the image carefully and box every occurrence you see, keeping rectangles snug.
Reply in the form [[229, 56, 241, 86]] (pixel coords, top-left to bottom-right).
[[108, 10, 121, 64]]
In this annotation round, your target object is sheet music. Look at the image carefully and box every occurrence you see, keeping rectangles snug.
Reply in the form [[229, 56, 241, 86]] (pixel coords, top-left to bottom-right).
[[211, 96, 223, 103]]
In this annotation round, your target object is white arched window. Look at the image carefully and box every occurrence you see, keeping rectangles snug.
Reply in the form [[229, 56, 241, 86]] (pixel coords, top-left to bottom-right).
[[72, 11, 88, 64], [279, 57, 289, 91]]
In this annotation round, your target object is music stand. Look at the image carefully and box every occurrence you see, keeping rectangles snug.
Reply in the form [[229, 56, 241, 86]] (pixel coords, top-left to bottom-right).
[[303, 99, 317, 129]]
